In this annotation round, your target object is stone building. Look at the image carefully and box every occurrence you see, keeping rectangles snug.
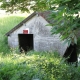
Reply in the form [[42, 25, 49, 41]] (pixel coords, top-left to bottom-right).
[[6, 11, 67, 56]]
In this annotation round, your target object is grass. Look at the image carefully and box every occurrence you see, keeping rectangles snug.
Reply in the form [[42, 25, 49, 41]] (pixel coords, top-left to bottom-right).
[[0, 51, 66, 80], [0, 51, 80, 80], [0, 14, 26, 53]]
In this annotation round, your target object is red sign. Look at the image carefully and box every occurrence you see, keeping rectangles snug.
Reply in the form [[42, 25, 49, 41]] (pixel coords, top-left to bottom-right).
[[23, 30, 28, 34]]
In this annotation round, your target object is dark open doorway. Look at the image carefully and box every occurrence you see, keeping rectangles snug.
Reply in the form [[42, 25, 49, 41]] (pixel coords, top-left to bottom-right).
[[63, 44, 77, 66], [18, 34, 33, 52]]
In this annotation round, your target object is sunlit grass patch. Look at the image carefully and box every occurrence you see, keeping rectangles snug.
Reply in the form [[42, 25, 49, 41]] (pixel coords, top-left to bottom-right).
[[0, 15, 26, 53], [0, 51, 62, 80], [0, 50, 80, 80], [0, 15, 26, 34]]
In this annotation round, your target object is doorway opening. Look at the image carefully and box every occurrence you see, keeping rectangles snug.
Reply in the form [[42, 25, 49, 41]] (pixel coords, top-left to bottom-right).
[[18, 34, 33, 52]]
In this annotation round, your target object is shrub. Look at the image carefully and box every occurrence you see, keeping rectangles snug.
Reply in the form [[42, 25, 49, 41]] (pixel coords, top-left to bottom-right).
[[0, 51, 80, 80]]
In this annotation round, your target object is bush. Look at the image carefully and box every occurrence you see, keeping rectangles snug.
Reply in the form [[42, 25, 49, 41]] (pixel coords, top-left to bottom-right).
[[0, 51, 80, 80]]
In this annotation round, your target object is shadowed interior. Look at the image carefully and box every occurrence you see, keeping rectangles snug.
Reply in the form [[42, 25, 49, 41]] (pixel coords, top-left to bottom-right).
[[18, 34, 33, 52]]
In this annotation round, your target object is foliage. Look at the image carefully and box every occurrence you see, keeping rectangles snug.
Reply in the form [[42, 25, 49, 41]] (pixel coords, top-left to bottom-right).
[[0, 51, 80, 80], [0, 0, 34, 13], [77, 37, 80, 55], [49, 0, 80, 45], [0, 0, 80, 45], [0, 0, 53, 12]]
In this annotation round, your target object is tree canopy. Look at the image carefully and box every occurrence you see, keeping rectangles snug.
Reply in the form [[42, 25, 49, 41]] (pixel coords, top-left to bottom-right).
[[0, 0, 80, 45]]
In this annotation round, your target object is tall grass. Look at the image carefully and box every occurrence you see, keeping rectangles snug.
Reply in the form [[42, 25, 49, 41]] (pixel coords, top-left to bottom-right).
[[0, 15, 26, 53], [0, 51, 80, 80], [0, 51, 67, 80]]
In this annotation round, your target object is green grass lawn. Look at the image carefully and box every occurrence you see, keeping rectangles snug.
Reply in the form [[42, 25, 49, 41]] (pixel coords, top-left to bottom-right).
[[0, 14, 26, 53]]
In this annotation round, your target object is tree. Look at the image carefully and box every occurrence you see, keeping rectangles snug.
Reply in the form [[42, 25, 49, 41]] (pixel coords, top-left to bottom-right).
[[0, 0, 80, 45], [50, 0, 80, 45], [0, 0, 34, 12]]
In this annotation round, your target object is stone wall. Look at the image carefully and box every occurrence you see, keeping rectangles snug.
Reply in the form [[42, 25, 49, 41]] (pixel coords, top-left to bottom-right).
[[8, 15, 67, 56]]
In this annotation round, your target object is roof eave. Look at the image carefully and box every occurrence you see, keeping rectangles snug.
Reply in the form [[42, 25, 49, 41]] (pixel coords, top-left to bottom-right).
[[6, 12, 37, 36]]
